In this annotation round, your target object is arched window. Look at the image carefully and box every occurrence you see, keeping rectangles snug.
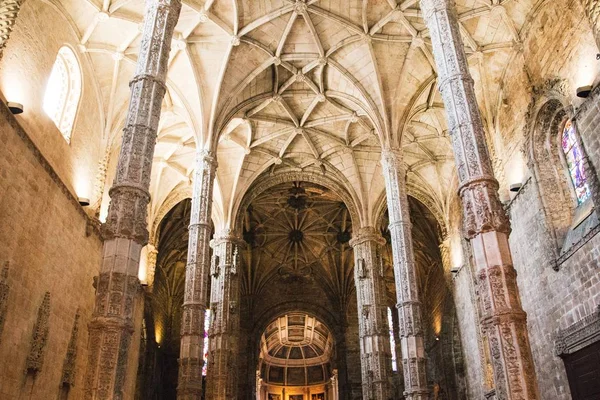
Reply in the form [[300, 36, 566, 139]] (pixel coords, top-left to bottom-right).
[[43, 46, 81, 143], [560, 120, 591, 205]]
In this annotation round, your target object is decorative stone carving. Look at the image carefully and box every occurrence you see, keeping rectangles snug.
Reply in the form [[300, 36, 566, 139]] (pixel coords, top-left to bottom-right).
[[61, 310, 80, 388], [85, 1, 181, 398], [0, 0, 25, 60], [419, 1, 539, 398], [380, 150, 429, 400], [0, 262, 9, 345], [349, 227, 393, 400], [178, 150, 217, 400], [555, 305, 600, 356], [205, 230, 245, 400], [25, 292, 50, 375]]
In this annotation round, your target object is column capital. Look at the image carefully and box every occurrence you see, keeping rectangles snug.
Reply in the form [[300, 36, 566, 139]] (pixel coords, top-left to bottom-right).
[[380, 148, 406, 172], [197, 149, 217, 166], [349, 226, 385, 247], [420, 0, 456, 16], [210, 229, 245, 247]]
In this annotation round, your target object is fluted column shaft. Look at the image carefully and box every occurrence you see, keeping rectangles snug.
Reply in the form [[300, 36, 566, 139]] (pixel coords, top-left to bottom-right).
[[205, 230, 244, 400], [178, 151, 217, 400], [380, 150, 428, 400], [420, 0, 539, 398], [0, 0, 25, 60], [85, 1, 180, 399], [349, 227, 393, 400]]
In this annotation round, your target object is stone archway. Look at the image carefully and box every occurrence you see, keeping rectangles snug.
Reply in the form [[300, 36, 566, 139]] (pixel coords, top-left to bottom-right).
[[256, 312, 338, 400]]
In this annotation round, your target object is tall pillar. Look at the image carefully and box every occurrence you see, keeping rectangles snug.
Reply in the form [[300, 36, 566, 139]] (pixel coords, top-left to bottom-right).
[[349, 227, 393, 400], [205, 230, 245, 399], [420, 0, 539, 398], [84, 1, 181, 399], [0, 0, 25, 60], [178, 150, 217, 400], [380, 150, 429, 400]]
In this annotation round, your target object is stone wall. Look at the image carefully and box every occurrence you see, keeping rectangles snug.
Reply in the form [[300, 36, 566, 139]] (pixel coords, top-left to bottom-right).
[[0, 101, 102, 398], [446, 1, 600, 398], [0, 0, 105, 209]]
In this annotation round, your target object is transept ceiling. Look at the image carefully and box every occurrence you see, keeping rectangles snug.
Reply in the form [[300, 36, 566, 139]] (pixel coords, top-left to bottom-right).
[[56, 0, 537, 232]]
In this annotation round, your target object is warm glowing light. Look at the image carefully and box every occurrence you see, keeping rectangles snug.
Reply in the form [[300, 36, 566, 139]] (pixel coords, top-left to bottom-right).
[[155, 322, 163, 345], [450, 234, 463, 271], [138, 246, 149, 283], [43, 46, 81, 143]]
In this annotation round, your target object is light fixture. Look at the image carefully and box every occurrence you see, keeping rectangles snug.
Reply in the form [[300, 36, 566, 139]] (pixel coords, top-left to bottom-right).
[[509, 183, 522, 193], [576, 85, 592, 98], [78, 197, 90, 206], [435, 337, 440, 341], [7, 101, 23, 114]]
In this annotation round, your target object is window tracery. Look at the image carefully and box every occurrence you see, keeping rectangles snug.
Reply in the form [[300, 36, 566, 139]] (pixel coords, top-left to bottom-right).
[[560, 120, 591, 205], [43, 46, 81, 143]]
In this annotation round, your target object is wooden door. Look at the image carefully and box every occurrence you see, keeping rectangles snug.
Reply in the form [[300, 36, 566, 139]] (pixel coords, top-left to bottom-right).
[[564, 341, 600, 400]]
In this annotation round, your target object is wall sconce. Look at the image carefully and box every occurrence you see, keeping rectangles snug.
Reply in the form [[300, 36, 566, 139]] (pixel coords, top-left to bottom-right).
[[7, 101, 23, 114], [78, 197, 90, 206], [576, 85, 592, 98], [509, 183, 522, 193]]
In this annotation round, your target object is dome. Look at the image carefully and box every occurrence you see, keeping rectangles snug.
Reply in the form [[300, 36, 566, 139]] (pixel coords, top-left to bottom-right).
[[259, 313, 333, 386]]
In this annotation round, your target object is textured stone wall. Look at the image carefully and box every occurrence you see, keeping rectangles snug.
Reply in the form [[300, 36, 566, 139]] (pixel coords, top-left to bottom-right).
[[0, 0, 104, 207], [581, 0, 600, 47], [0, 101, 102, 398], [507, 180, 600, 399], [445, 1, 600, 398]]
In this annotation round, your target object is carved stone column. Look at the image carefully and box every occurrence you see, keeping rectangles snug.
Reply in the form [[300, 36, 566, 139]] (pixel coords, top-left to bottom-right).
[[349, 227, 393, 400], [380, 150, 429, 400], [178, 150, 217, 400], [420, 0, 539, 398], [0, 0, 25, 60], [84, 1, 181, 399], [205, 230, 245, 399]]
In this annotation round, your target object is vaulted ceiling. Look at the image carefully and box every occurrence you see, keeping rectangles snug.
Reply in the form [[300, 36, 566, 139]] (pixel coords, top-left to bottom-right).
[[55, 0, 536, 230]]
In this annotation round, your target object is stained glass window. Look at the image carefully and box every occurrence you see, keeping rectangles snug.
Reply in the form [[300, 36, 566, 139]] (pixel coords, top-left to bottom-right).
[[202, 308, 211, 376], [387, 307, 397, 372], [561, 120, 591, 204], [43, 46, 81, 143]]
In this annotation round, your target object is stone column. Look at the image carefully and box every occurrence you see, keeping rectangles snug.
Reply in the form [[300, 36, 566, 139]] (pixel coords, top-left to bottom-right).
[[380, 150, 429, 400], [205, 230, 245, 399], [0, 0, 25, 60], [349, 227, 393, 400], [420, 0, 539, 398], [178, 150, 217, 400], [84, 1, 180, 399], [330, 369, 339, 400]]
